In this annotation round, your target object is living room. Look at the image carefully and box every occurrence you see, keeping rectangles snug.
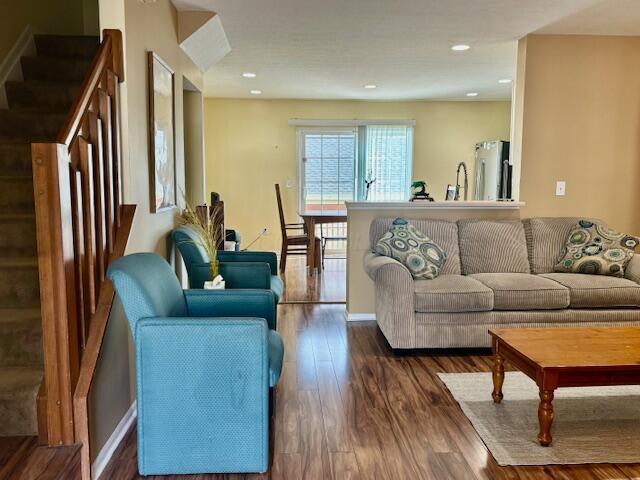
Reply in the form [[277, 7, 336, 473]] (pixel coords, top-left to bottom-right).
[[0, 0, 640, 479]]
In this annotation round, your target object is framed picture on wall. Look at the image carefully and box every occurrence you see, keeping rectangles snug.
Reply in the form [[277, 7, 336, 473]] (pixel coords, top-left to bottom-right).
[[147, 51, 176, 213]]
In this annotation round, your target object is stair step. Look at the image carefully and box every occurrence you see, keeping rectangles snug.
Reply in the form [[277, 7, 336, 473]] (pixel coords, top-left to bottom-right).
[[0, 309, 42, 367], [0, 366, 42, 436], [21, 56, 92, 84], [6, 81, 81, 112], [0, 214, 37, 258], [34, 35, 99, 59], [0, 110, 66, 142], [0, 176, 34, 214], [0, 258, 40, 308], [0, 142, 31, 175]]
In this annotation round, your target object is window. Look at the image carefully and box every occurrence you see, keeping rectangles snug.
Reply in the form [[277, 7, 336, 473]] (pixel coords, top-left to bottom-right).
[[298, 122, 414, 210], [300, 129, 357, 211], [297, 121, 414, 255], [358, 125, 413, 201]]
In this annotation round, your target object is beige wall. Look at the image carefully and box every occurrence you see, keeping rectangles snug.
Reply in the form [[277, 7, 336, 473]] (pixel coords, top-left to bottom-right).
[[184, 88, 206, 205], [0, 0, 98, 62], [91, 0, 203, 463], [519, 34, 640, 236], [204, 99, 511, 252]]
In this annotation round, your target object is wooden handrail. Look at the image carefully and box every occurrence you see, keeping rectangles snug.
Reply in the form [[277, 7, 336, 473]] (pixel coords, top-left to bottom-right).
[[31, 28, 134, 473]]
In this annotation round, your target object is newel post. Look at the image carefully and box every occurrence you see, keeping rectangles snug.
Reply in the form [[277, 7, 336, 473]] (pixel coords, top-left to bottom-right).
[[32, 143, 80, 445]]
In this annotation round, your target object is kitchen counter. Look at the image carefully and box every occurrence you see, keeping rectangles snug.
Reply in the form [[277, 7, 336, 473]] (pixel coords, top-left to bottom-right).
[[346, 200, 525, 210]]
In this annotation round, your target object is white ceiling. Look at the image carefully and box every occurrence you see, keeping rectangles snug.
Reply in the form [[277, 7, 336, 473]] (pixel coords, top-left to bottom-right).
[[172, 0, 640, 100]]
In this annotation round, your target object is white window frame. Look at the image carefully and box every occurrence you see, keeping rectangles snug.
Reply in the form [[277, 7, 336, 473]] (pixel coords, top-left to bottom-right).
[[296, 126, 358, 212]]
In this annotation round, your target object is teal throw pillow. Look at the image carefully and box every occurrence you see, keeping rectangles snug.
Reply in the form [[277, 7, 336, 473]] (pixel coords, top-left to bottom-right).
[[374, 218, 447, 279]]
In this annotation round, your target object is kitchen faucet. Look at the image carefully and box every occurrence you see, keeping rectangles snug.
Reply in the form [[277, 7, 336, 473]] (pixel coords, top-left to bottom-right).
[[455, 161, 468, 201]]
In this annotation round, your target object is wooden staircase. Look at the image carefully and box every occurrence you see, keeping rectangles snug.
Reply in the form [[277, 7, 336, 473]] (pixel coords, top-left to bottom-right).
[[0, 35, 99, 437]]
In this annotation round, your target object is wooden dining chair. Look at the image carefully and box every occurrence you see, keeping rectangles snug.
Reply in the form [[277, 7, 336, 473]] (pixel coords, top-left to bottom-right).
[[275, 184, 320, 273]]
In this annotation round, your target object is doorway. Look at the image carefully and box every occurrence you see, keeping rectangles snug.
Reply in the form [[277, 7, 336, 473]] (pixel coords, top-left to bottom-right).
[[183, 76, 205, 206]]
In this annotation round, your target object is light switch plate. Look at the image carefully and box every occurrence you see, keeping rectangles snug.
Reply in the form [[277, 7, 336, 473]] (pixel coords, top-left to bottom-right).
[[555, 181, 566, 196], [286, 177, 293, 188]]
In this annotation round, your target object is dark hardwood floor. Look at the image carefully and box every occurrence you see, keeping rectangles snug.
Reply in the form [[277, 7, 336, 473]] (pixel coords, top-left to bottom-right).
[[280, 256, 346, 304], [2, 259, 640, 479]]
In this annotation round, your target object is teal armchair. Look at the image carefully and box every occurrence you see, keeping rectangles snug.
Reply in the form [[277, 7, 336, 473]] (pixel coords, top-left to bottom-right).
[[107, 253, 283, 475], [172, 226, 284, 302]]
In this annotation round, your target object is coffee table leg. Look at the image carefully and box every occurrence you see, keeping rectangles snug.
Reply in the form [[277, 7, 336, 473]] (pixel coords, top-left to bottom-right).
[[537, 389, 555, 446], [491, 354, 504, 404]]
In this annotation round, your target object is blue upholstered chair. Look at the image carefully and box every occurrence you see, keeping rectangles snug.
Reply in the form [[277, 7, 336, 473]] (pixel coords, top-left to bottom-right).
[[171, 225, 284, 302], [107, 253, 284, 475]]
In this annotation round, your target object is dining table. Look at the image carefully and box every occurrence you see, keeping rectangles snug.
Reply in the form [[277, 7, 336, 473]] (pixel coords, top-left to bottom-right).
[[298, 209, 347, 275]]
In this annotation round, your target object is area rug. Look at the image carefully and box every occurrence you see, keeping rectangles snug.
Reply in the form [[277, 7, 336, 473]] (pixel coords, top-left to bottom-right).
[[437, 372, 640, 466]]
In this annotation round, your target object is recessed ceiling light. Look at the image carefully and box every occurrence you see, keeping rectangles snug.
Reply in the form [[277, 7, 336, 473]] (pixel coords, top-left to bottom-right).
[[498, 78, 512, 84], [466, 92, 479, 97], [451, 44, 470, 51], [250, 89, 262, 95], [364, 84, 377, 89], [242, 72, 257, 78]]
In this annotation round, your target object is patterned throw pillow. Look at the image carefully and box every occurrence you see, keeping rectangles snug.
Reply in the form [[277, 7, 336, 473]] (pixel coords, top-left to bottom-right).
[[554, 219, 639, 277], [374, 217, 447, 279]]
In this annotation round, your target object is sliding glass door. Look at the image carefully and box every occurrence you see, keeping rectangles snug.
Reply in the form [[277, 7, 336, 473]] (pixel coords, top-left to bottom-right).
[[297, 124, 413, 256], [358, 125, 413, 201], [299, 129, 357, 212]]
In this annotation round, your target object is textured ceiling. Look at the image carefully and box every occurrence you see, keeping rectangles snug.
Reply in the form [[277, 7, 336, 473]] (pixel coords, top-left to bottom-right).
[[171, 0, 637, 100]]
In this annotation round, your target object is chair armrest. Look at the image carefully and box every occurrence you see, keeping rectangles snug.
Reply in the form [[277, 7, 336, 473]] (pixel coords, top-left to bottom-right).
[[219, 262, 271, 289], [184, 289, 276, 330], [217, 251, 278, 276], [625, 255, 640, 284], [186, 262, 212, 289]]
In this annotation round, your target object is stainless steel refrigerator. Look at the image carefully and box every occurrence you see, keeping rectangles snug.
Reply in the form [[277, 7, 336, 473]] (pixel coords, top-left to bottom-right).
[[473, 140, 511, 201]]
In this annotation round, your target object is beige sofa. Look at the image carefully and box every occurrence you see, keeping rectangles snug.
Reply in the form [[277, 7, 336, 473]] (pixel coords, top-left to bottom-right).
[[364, 217, 640, 350]]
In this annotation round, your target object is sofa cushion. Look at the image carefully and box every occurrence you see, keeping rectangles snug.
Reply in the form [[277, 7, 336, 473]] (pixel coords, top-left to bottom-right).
[[469, 273, 569, 310], [374, 218, 447, 279], [370, 217, 461, 274], [414, 275, 493, 313], [540, 273, 640, 308], [458, 220, 530, 274], [554, 219, 639, 277], [523, 217, 584, 274]]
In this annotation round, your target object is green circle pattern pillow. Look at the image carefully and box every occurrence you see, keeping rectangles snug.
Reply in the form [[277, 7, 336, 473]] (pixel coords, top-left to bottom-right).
[[554, 219, 639, 277], [374, 218, 448, 279]]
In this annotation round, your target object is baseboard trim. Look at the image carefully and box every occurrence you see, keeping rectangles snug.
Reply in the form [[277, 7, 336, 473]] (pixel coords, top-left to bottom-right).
[[92, 401, 137, 480], [345, 312, 376, 322], [0, 24, 35, 108]]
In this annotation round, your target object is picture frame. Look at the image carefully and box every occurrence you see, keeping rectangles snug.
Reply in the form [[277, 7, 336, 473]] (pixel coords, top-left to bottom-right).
[[445, 184, 457, 201], [147, 51, 176, 213]]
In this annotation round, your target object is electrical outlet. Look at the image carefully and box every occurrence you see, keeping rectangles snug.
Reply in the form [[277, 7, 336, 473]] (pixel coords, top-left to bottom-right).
[[285, 177, 293, 188], [555, 181, 566, 196]]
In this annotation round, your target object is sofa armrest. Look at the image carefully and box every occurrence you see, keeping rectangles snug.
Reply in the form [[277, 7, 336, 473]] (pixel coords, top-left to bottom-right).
[[184, 289, 276, 330], [625, 255, 640, 284], [134, 316, 270, 474], [217, 251, 278, 276], [363, 252, 412, 284], [363, 251, 416, 349]]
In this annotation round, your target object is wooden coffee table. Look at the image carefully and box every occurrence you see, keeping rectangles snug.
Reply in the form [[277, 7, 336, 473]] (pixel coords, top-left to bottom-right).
[[489, 327, 640, 446]]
